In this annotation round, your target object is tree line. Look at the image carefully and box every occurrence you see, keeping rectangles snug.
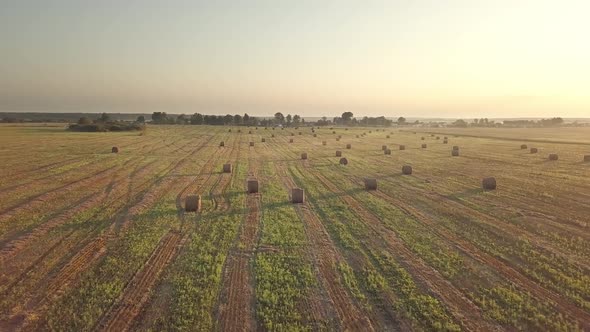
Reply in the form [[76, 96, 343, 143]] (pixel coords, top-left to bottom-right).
[[150, 111, 408, 127]]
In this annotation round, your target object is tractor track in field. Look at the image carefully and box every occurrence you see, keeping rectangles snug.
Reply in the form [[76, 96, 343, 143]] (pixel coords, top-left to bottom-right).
[[0, 163, 122, 220], [95, 231, 187, 332], [216, 143, 258, 332], [0, 136, 168, 200], [377, 174, 590, 271], [0, 137, 207, 299], [0, 136, 158, 188], [0, 158, 165, 304], [267, 139, 344, 330], [4, 134, 218, 330], [0, 137, 175, 219], [208, 134, 241, 213], [0, 137, 194, 260], [274, 161, 373, 332], [30, 237, 107, 308], [0, 158, 150, 261], [114, 134, 217, 234], [305, 167, 494, 332], [100, 134, 237, 331], [367, 187, 590, 329], [173, 135, 235, 229], [361, 154, 590, 266]]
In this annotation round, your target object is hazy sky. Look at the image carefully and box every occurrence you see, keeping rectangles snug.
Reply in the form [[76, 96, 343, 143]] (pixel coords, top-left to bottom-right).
[[1, 0, 589, 118]]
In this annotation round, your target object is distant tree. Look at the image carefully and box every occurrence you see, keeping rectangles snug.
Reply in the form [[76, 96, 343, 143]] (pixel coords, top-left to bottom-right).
[[292, 114, 301, 125], [341, 112, 354, 124], [451, 119, 468, 127], [274, 112, 285, 125], [176, 114, 188, 124], [97, 113, 111, 123], [223, 114, 233, 125], [397, 116, 406, 125], [243, 113, 250, 125], [190, 113, 204, 125], [136, 115, 145, 123], [233, 114, 242, 125], [78, 117, 92, 125], [286, 114, 292, 126], [151, 112, 168, 124]]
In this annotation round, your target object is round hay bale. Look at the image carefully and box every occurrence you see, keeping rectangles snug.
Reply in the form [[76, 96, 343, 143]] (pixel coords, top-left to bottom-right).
[[339, 157, 348, 165], [548, 153, 558, 161], [333, 131, 336, 134], [322, 141, 327, 145], [185, 195, 202, 212], [228, 129, 232, 132], [384, 149, 391, 155], [444, 136, 448, 139], [313, 134, 317, 137], [249, 142, 254, 147], [291, 133, 295, 136], [482, 177, 496, 190], [399, 145, 406, 150], [386, 135, 390, 138], [247, 178, 259, 193], [443, 140, 448, 144], [249, 130, 252, 134], [299, 132, 302, 135], [436, 136, 440, 140], [452, 150, 459, 157], [369, 130, 372, 133], [520, 144, 528, 149], [430, 134, 435, 137], [421, 144, 427, 148], [261, 138, 266, 142], [452, 146, 459, 151], [223, 163, 232, 173], [256, 127, 258, 130], [289, 139, 294, 143], [301, 153, 308, 160], [382, 145, 387, 150], [336, 150, 342, 157], [220, 141, 225, 147], [530, 148, 538, 154], [584, 155, 590, 162], [292, 188, 305, 203], [364, 178, 377, 190], [336, 138, 340, 141], [421, 137, 425, 140], [346, 144, 352, 149], [402, 165, 412, 175], [356, 135, 360, 138], [111, 146, 119, 153], [272, 134, 275, 138], [238, 129, 241, 133]]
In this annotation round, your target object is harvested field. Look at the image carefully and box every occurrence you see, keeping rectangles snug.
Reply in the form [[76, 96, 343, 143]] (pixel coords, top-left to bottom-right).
[[0, 124, 589, 331]]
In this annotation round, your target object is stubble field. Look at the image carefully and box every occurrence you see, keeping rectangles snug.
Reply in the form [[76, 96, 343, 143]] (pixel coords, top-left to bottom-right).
[[0, 124, 589, 331]]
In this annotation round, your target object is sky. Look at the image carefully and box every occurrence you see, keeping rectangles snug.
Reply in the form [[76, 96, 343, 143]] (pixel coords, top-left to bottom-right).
[[1, 0, 589, 118]]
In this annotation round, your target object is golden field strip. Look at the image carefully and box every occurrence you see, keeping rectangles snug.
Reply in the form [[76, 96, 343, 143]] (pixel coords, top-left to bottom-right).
[[0, 123, 589, 331]]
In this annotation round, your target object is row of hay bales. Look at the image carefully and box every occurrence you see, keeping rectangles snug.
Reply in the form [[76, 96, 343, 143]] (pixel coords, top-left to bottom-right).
[[182, 132, 588, 212]]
